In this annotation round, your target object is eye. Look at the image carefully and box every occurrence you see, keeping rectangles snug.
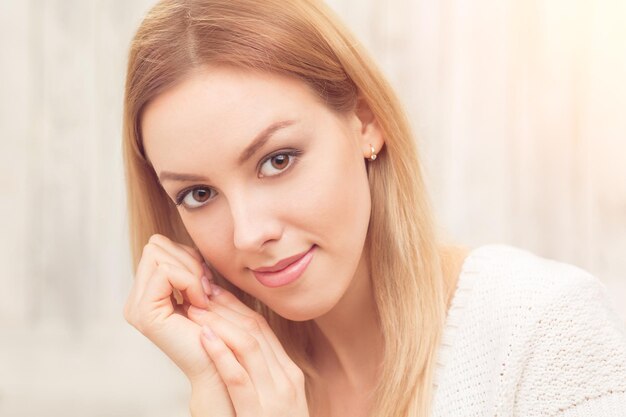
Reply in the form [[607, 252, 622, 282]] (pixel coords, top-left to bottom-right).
[[175, 187, 215, 209], [258, 150, 301, 178]]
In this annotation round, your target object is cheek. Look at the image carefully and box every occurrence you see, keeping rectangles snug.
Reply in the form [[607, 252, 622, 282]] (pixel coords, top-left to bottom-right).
[[303, 146, 371, 240], [182, 213, 236, 276]]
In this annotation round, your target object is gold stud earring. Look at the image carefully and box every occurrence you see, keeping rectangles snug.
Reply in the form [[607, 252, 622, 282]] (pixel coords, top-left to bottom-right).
[[369, 144, 377, 161]]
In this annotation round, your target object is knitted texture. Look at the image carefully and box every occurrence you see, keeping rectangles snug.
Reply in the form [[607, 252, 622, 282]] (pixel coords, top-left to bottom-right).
[[431, 245, 626, 417]]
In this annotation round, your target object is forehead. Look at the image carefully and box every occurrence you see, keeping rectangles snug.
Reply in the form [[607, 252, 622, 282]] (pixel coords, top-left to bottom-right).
[[141, 67, 323, 167]]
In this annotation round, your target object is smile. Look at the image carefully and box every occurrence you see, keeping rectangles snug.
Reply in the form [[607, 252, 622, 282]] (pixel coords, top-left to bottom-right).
[[251, 245, 316, 288]]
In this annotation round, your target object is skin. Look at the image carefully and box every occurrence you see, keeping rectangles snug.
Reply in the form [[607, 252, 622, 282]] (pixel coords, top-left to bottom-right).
[[130, 65, 386, 416]]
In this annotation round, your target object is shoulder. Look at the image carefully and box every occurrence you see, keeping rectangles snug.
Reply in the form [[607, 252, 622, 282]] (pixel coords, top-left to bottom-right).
[[459, 244, 603, 302], [456, 244, 624, 326], [456, 244, 626, 365], [434, 244, 626, 416]]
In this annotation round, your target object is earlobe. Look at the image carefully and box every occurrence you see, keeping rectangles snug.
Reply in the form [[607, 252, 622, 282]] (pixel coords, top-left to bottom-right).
[[354, 96, 385, 159]]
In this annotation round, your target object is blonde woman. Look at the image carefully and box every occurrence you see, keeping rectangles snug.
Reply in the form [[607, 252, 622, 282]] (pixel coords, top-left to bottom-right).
[[121, 0, 626, 416]]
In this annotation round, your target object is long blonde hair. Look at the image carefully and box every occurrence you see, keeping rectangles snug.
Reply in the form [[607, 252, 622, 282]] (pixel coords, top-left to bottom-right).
[[123, 0, 457, 415]]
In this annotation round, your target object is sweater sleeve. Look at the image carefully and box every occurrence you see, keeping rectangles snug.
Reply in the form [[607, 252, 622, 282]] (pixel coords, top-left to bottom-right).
[[512, 273, 626, 417]]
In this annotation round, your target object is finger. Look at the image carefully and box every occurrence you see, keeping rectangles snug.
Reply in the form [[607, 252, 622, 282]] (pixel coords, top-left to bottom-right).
[[179, 288, 195, 307], [141, 263, 209, 311], [209, 284, 303, 384], [199, 324, 259, 416], [148, 234, 204, 281], [192, 300, 287, 385], [189, 306, 275, 392], [207, 283, 252, 315], [135, 242, 188, 289], [127, 243, 183, 313], [180, 245, 218, 296]]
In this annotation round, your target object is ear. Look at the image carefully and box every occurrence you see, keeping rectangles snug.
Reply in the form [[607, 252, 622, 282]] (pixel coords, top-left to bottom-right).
[[352, 95, 385, 160]]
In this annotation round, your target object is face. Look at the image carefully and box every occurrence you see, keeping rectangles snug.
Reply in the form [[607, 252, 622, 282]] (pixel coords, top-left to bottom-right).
[[142, 66, 382, 321]]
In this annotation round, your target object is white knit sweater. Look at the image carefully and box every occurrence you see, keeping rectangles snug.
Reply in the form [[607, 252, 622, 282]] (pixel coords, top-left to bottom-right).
[[431, 244, 626, 416]]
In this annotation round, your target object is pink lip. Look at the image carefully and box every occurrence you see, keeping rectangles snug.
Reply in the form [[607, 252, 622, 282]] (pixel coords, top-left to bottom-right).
[[252, 247, 313, 272], [252, 245, 316, 288]]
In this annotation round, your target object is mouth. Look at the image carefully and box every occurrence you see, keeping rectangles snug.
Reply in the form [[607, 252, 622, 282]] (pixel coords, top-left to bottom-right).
[[251, 245, 316, 288]]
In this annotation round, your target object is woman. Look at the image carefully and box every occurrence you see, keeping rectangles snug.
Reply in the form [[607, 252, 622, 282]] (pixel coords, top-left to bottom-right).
[[122, 0, 626, 416]]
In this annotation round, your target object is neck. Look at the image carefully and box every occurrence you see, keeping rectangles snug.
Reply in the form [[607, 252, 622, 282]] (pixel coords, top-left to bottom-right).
[[308, 245, 470, 389], [311, 249, 384, 391]]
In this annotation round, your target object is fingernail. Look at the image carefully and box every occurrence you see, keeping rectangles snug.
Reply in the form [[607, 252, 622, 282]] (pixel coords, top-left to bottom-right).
[[202, 325, 217, 341], [210, 283, 222, 296], [201, 276, 212, 296]]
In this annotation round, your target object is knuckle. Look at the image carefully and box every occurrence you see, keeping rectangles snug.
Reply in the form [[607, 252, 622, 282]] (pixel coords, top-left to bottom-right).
[[249, 311, 265, 323], [141, 242, 153, 257], [224, 370, 248, 387], [156, 263, 172, 274], [148, 233, 167, 245], [239, 334, 260, 354], [190, 263, 203, 279], [276, 382, 297, 401], [250, 314, 271, 336], [211, 347, 229, 363], [254, 313, 270, 330], [141, 242, 161, 259], [240, 315, 259, 331]]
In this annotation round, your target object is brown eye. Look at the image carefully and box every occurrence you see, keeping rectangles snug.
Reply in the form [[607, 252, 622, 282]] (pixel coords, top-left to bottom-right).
[[259, 151, 300, 178], [271, 154, 289, 170], [177, 187, 215, 209], [192, 189, 211, 202]]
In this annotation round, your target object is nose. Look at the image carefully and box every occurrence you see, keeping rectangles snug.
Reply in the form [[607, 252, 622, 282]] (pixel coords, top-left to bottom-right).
[[229, 193, 283, 253]]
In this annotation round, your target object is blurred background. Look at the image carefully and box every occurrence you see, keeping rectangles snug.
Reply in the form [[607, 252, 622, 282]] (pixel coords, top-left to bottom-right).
[[1, 0, 625, 415]]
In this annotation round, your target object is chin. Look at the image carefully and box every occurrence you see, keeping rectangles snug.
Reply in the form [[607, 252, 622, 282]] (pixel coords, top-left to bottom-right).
[[268, 297, 338, 322]]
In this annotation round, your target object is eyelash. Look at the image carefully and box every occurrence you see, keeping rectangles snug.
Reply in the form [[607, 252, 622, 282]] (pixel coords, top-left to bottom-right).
[[174, 149, 303, 209]]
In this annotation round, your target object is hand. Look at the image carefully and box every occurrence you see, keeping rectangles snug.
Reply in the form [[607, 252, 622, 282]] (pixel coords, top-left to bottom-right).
[[123, 234, 234, 414], [187, 282, 310, 417]]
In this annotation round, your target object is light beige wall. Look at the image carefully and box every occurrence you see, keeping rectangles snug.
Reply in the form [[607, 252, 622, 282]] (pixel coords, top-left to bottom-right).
[[326, 0, 626, 304], [1, 0, 624, 415]]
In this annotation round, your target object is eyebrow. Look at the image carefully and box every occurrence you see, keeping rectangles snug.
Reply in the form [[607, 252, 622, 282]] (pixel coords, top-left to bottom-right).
[[158, 119, 298, 184]]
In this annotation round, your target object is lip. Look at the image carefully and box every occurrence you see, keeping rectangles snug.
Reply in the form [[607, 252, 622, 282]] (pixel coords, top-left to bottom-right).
[[252, 246, 314, 272], [251, 245, 316, 288]]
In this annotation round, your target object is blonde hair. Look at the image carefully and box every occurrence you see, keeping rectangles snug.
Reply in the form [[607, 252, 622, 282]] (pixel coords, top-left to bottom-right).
[[123, 0, 459, 415]]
